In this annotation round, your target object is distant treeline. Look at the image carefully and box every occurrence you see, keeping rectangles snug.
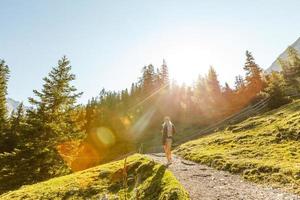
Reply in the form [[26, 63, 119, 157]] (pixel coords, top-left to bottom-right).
[[0, 47, 299, 194]]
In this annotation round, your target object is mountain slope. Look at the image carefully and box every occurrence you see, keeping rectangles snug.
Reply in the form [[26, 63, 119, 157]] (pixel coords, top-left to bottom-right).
[[267, 37, 300, 72], [6, 98, 21, 114], [176, 100, 300, 195], [0, 154, 189, 200]]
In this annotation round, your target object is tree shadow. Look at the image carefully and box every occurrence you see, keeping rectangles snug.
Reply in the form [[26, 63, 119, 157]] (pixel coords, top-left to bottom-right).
[[142, 165, 167, 199]]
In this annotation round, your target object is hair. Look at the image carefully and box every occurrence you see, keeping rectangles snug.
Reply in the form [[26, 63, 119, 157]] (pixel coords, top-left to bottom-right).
[[164, 116, 171, 121]]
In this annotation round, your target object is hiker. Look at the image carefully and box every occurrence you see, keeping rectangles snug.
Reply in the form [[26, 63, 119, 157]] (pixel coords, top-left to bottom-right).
[[162, 116, 175, 165]]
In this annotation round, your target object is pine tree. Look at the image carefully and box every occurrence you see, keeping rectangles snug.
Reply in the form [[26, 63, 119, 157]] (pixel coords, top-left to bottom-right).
[[28, 56, 83, 146], [0, 60, 10, 132], [0, 57, 84, 190], [206, 66, 222, 101], [130, 83, 135, 95], [10, 103, 26, 132], [195, 75, 207, 93], [85, 98, 97, 134], [194, 75, 208, 111], [223, 82, 234, 99], [121, 88, 130, 110], [222, 82, 235, 114], [243, 51, 264, 95], [160, 59, 169, 87], [6, 103, 27, 150], [205, 66, 223, 119], [263, 72, 290, 109], [141, 64, 155, 95], [154, 67, 162, 90], [279, 46, 300, 93], [15, 56, 84, 185], [234, 75, 245, 91]]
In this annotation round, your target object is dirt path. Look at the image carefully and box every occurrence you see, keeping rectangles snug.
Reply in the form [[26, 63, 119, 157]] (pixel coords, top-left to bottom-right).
[[147, 153, 300, 200]]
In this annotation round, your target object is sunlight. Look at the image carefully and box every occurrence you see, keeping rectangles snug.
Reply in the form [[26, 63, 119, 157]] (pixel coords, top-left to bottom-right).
[[122, 27, 246, 87], [166, 42, 212, 85], [120, 116, 131, 129], [57, 141, 101, 172], [162, 35, 241, 85], [131, 106, 157, 138]]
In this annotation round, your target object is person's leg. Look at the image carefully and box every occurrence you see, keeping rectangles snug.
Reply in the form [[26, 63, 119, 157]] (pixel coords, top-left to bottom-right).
[[168, 147, 172, 162], [167, 139, 172, 162], [163, 144, 168, 160], [167, 148, 171, 162], [166, 139, 172, 163]]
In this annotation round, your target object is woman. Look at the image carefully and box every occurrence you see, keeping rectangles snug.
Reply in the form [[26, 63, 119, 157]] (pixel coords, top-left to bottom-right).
[[162, 116, 176, 165]]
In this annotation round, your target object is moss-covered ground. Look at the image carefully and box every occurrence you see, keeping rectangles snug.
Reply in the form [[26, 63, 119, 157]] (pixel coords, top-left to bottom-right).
[[0, 154, 189, 200], [176, 100, 300, 194]]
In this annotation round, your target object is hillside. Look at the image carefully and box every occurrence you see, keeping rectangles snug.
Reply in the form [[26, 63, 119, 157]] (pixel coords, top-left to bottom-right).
[[6, 98, 21, 114], [267, 37, 300, 72], [176, 99, 300, 194], [0, 154, 189, 200]]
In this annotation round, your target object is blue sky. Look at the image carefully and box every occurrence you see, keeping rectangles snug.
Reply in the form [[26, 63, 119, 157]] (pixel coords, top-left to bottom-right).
[[1, 0, 299, 104]]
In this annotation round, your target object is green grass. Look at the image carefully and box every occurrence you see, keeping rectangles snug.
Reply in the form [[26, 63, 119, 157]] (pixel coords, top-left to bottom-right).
[[176, 100, 300, 194], [0, 154, 189, 200]]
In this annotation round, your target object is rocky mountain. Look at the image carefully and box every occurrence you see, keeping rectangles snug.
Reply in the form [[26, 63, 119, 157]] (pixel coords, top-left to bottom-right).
[[6, 98, 24, 114], [266, 37, 300, 73]]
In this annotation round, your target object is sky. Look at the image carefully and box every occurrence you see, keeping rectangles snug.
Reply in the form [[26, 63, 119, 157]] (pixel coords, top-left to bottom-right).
[[0, 0, 300, 104]]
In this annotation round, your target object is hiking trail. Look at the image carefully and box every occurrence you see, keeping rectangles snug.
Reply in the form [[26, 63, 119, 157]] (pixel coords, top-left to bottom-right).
[[147, 153, 300, 200]]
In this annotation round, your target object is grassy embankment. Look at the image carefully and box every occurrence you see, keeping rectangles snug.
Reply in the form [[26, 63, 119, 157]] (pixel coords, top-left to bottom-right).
[[176, 100, 300, 194], [0, 154, 189, 200]]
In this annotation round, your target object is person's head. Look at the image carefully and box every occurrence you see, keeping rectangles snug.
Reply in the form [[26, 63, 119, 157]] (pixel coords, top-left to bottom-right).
[[164, 116, 171, 123]]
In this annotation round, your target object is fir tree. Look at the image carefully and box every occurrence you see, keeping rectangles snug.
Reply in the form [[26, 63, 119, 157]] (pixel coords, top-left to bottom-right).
[[6, 103, 27, 150], [263, 72, 290, 109], [0, 60, 10, 132], [121, 88, 130, 111], [223, 82, 234, 99], [279, 46, 300, 93], [206, 66, 222, 101], [234, 75, 245, 91], [193, 75, 208, 110], [130, 83, 136, 96], [28, 56, 83, 146], [10, 103, 26, 135], [222, 82, 235, 114], [24, 56, 83, 184], [243, 51, 264, 94], [141, 64, 155, 95], [0, 57, 83, 190], [85, 98, 97, 134], [160, 59, 170, 87]]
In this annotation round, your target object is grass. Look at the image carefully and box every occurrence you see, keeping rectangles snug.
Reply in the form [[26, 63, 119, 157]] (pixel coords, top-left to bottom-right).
[[0, 154, 189, 200], [176, 99, 300, 194]]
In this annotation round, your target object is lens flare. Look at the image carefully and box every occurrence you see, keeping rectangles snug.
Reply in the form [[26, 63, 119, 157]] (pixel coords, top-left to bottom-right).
[[57, 141, 101, 172], [120, 116, 131, 129], [95, 127, 116, 147], [180, 101, 187, 110]]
